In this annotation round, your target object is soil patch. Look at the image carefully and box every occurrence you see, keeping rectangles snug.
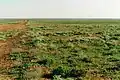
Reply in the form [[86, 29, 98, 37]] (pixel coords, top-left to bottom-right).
[[0, 20, 28, 80], [0, 20, 28, 31]]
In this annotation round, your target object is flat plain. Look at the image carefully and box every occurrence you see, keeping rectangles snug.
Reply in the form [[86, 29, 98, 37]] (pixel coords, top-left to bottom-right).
[[0, 19, 120, 80]]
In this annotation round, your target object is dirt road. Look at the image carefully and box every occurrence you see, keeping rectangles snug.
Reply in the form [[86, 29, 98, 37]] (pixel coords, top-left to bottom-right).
[[0, 20, 28, 80]]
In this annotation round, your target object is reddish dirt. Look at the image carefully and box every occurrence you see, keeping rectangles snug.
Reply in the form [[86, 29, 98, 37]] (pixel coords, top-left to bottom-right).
[[86, 69, 112, 80], [0, 20, 28, 68], [0, 20, 28, 31], [0, 40, 13, 69], [0, 20, 28, 80], [0, 40, 11, 58]]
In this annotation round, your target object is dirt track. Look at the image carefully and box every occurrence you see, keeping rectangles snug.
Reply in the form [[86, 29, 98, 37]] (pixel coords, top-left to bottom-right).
[[0, 20, 28, 31], [0, 20, 28, 80], [0, 20, 50, 80]]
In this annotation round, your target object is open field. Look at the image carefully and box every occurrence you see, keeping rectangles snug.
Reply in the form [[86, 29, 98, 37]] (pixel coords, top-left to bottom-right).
[[0, 19, 120, 80]]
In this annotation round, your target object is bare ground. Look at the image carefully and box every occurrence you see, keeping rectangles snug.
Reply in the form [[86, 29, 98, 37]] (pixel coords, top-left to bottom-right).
[[0, 20, 50, 80], [0, 20, 28, 31], [0, 20, 28, 80]]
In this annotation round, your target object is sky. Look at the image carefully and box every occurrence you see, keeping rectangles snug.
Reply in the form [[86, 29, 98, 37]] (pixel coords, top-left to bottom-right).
[[0, 0, 120, 18]]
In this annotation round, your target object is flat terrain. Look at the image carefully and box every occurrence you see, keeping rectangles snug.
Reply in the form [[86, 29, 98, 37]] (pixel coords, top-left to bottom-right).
[[0, 19, 120, 80]]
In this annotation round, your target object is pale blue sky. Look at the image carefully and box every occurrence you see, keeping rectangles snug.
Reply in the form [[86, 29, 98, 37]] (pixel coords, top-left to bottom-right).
[[0, 0, 120, 18]]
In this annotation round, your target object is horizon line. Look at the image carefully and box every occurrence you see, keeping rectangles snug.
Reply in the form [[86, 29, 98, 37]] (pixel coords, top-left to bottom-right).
[[0, 18, 120, 20]]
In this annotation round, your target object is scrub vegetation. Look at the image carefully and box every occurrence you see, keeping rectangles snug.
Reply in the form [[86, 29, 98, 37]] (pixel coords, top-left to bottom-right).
[[0, 19, 120, 80]]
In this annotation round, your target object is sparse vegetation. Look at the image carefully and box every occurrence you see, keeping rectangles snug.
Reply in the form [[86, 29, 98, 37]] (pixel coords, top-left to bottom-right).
[[0, 19, 120, 80]]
